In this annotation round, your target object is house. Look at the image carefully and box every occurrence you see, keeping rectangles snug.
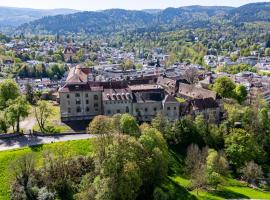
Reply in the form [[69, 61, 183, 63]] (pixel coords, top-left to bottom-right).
[[189, 98, 221, 122], [64, 46, 76, 63]]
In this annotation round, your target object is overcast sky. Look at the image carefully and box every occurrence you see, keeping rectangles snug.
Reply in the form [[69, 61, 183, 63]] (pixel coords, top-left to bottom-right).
[[0, 0, 269, 10]]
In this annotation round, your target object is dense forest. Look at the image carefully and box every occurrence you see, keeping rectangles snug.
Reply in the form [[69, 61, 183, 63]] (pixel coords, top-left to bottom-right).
[[17, 2, 270, 36]]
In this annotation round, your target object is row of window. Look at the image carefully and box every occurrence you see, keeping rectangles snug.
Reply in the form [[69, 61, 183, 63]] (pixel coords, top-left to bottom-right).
[[105, 100, 130, 104], [107, 107, 130, 115], [67, 93, 99, 100], [68, 107, 99, 113], [67, 105, 177, 115]]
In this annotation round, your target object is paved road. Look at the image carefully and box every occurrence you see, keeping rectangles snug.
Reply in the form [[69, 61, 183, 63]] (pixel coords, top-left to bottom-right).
[[0, 134, 95, 151]]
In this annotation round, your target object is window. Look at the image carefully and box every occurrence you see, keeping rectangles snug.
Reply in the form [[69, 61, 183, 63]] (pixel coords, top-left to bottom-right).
[[126, 107, 129, 113], [67, 100, 70, 105], [76, 100, 81, 105], [107, 110, 111, 115], [86, 100, 89, 104], [85, 93, 88, 98], [154, 107, 157, 112], [136, 108, 139, 113], [86, 107, 90, 112], [167, 107, 171, 111], [145, 108, 148, 112], [94, 95, 98, 101], [68, 108, 71, 113], [76, 107, 81, 113], [174, 107, 177, 110], [67, 94, 70, 99], [117, 109, 121, 113], [94, 103, 99, 108], [75, 93, 80, 97]]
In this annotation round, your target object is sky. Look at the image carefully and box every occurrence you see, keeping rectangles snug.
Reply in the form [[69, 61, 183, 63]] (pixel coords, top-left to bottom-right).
[[0, 0, 269, 10]]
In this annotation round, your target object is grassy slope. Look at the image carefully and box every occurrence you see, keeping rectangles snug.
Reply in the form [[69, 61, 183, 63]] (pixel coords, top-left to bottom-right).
[[163, 151, 270, 200], [0, 139, 92, 200]]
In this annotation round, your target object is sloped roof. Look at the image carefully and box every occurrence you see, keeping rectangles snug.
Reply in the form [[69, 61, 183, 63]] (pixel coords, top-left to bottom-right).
[[66, 66, 88, 83], [178, 83, 216, 100], [191, 98, 219, 110]]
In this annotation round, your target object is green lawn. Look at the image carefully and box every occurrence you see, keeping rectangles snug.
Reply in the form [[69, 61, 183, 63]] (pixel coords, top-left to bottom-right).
[[0, 139, 93, 200], [162, 151, 270, 200]]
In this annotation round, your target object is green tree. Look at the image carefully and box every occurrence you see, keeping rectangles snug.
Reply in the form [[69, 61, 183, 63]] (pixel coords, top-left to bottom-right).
[[25, 83, 36, 105], [88, 115, 113, 135], [5, 96, 30, 133], [212, 76, 236, 99], [234, 84, 248, 104], [120, 114, 139, 136], [0, 112, 8, 133], [0, 79, 20, 108], [225, 129, 265, 167], [34, 101, 52, 132]]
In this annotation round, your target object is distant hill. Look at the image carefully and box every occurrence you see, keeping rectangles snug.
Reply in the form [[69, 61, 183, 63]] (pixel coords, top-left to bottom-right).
[[14, 2, 270, 35], [229, 2, 270, 22], [0, 7, 79, 27]]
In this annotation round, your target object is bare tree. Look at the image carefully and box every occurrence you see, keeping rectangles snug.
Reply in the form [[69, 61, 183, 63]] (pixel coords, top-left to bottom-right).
[[183, 67, 198, 84], [241, 161, 263, 185]]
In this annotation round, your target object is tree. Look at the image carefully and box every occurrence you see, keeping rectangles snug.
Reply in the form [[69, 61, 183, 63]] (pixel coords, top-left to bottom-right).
[[212, 76, 236, 99], [185, 144, 202, 175], [225, 129, 265, 167], [120, 114, 139, 136], [34, 101, 52, 132], [11, 153, 37, 200], [234, 84, 247, 104], [206, 149, 228, 176], [25, 83, 36, 105], [88, 115, 113, 135], [240, 161, 263, 185], [0, 112, 8, 133], [0, 79, 20, 108], [151, 112, 169, 135], [6, 96, 30, 133], [120, 59, 134, 71], [93, 135, 143, 200], [183, 67, 198, 84]]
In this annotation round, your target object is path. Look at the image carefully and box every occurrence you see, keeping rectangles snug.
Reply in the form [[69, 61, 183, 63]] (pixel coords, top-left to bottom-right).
[[20, 117, 36, 133], [0, 134, 95, 151]]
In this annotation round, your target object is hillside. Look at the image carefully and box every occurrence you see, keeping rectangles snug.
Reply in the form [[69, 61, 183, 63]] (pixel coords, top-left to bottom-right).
[[0, 7, 78, 27], [16, 2, 270, 36]]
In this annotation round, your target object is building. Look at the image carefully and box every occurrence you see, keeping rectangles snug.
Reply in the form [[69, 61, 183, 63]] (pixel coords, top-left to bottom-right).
[[59, 66, 221, 122], [64, 46, 76, 63]]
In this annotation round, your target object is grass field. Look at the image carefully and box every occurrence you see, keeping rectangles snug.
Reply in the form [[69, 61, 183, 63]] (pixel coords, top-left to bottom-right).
[[0, 139, 93, 200], [163, 151, 270, 200]]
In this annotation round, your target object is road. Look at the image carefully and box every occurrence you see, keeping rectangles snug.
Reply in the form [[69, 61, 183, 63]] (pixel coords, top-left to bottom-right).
[[0, 134, 95, 151]]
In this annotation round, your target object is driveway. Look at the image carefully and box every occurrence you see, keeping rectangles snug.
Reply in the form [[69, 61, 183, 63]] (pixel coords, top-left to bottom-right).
[[0, 134, 95, 151]]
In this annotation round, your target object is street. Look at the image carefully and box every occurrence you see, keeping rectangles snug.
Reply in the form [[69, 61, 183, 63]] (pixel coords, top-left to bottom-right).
[[0, 134, 95, 151]]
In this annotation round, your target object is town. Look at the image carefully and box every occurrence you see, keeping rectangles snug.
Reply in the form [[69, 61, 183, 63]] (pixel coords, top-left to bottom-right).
[[1, 2, 270, 200]]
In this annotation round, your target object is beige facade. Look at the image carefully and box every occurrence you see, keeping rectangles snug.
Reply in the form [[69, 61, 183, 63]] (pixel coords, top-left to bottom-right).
[[133, 101, 163, 122], [60, 89, 102, 121]]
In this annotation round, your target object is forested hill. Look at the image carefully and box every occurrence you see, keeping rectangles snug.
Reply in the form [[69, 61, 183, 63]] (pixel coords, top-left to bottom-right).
[[17, 2, 270, 36], [0, 7, 78, 27]]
